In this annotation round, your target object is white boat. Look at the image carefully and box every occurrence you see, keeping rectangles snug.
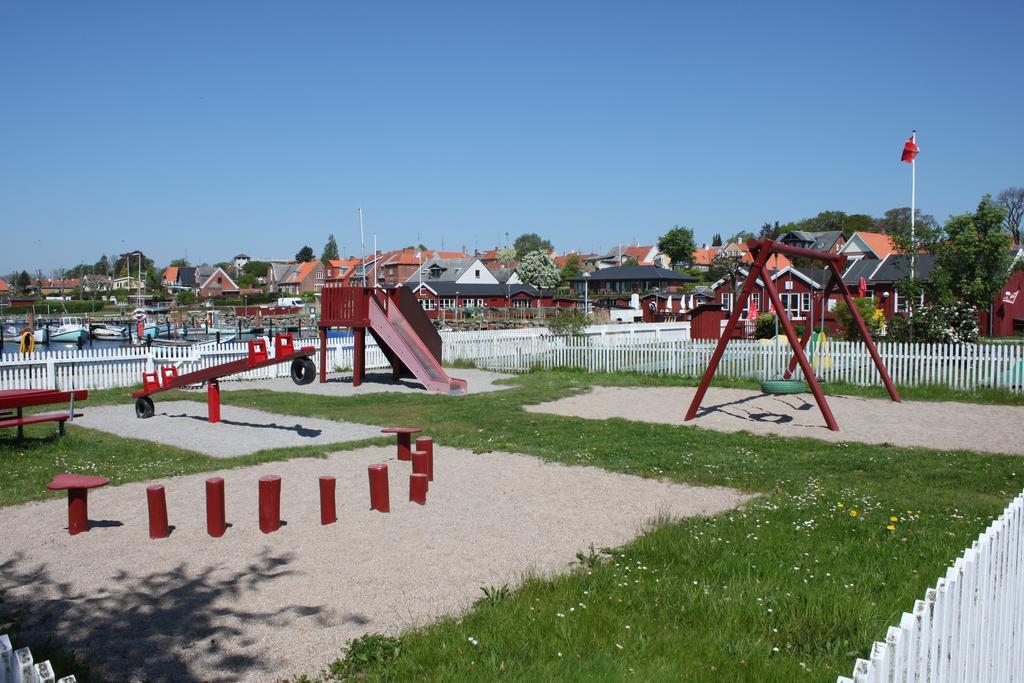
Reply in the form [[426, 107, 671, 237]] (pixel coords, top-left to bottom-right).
[[92, 324, 129, 340], [149, 334, 236, 348], [34, 317, 89, 345]]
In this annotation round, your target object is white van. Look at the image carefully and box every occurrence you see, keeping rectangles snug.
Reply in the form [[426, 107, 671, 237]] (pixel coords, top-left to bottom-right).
[[276, 297, 304, 307]]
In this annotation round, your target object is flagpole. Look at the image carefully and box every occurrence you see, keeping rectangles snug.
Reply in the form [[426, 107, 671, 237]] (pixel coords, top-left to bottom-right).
[[910, 130, 916, 283]]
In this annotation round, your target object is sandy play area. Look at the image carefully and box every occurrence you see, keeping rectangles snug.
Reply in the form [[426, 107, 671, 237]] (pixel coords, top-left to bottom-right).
[[75, 401, 385, 457], [527, 385, 1024, 456], [220, 368, 514, 396], [1, 445, 749, 682]]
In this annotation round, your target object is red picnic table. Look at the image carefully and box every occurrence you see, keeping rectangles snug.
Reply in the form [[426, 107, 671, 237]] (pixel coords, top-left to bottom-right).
[[0, 389, 88, 438]]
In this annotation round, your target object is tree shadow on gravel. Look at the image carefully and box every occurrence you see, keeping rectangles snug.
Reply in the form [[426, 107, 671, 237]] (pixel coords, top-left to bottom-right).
[[0, 549, 338, 682]]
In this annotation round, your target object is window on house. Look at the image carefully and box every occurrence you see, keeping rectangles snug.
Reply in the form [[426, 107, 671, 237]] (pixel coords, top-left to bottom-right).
[[439, 298, 456, 309], [476, 298, 485, 307], [721, 292, 734, 312], [801, 292, 811, 311], [894, 290, 925, 313], [780, 293, 803, 318], [475, 269, 481, 278], [420, 299, 436, 310], [513, 299, 529, 309], [317, 271, 324, 280]]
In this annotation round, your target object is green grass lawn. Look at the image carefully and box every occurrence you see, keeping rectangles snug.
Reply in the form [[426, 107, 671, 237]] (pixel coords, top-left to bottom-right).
[[2, 371, 1021, 681]]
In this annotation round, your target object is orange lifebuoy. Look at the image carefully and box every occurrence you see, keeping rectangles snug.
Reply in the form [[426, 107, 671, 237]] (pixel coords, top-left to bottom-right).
[[19, 329, 35, 354]]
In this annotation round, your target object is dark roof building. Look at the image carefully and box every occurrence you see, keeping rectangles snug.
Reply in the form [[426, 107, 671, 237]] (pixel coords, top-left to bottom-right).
[[778, 231, 845, 253], [568, 265, 698, 294]]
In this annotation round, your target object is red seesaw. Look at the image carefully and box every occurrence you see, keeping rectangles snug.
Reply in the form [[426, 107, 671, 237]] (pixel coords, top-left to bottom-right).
[[131, 333, 318, 423]]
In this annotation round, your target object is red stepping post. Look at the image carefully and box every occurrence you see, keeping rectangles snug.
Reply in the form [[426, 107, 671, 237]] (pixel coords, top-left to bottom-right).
[[381, 427, 422, 461], [207, 379, 221, 424], [146, 485, 169, 539], [206, 477, 226, 537], [319, 475, 336, 525], [415, 436, 434, 481], [46, 474, 109, 536], [411, 450, 430, 481], [409, 473, 428, 505], [259, 475, 282, 533], [368, 464, 390, 512]]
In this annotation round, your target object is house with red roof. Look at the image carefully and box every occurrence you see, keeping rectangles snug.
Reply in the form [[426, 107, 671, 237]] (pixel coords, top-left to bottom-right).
[[0, 278, 10, 301], [839, 231, 897, 262], [272, 260, 325, 295]]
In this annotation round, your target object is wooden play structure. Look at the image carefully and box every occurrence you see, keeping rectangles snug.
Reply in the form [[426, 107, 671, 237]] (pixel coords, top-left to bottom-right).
[[317, 285, 467, 395], [684, 238, 901, 431]]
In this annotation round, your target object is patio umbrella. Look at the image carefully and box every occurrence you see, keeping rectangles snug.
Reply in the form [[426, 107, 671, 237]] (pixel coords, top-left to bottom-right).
[[748, 302, 759, 320], [858, 276, 868, 298], [665, 294, 673, 312]]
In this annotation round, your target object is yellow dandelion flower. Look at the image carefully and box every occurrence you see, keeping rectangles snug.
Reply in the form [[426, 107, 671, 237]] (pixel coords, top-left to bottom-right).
[[890, 516, 898, 522], [850, 510, 858, 518], [837, 503, 844, 508], [887, 525, 896, 531]]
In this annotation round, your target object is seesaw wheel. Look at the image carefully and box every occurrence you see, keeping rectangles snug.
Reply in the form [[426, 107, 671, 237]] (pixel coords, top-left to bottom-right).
[[291, 357, 316, 385], [135, 396, 155, 419]]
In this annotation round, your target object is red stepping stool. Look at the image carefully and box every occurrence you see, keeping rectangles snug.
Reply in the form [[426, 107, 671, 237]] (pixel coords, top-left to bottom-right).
[[380, 427, 422, 461], [46, 473, 109, 535]]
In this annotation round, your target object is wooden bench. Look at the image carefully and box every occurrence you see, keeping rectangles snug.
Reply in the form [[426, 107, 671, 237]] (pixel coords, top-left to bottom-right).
[[0, 411, 84, 436]]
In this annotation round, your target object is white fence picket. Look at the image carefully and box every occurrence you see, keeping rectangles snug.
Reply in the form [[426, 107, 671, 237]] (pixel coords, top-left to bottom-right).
[[838, 493, 1024, 682]]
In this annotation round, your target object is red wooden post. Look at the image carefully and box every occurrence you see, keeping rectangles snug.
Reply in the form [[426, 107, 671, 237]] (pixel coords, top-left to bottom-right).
[[761, 270, 839, 431], [259, 475, 282, 533], [67, 488, 89, 535], [206, 477, 226, 537], [318, 326, 328, 384], [146, 485, 169, 539], [368, 464, 390, 512], [409, 473, 428, 505], [684, 247, 772, 422], [827, 260, 902, 402], [411, 450, 430, 479], [415, 436, 434, 481], [353, 327, 365, 387], [319, 475, 336, 525], [207, 379, 221, 424]]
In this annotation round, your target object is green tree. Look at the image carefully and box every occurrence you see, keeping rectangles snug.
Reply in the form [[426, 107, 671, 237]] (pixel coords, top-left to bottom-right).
[[169, 258, 190, 268], [295, 245, 315, 262], [833, 297, 886, 341], [518, 251, 561, 289], [875, 207, 939, 239], [931, 195, 1012, 312], [711, 233, 723, 247], [94, 255, 110, 275], [727, 230, 757, 244], [560, 253, 582, 281], [176, 290, 197, 305], [322, 234, 340, 261], [239, 260, 270, 288], [513, 233, 553, 260], [657, 226, 697, 268], [16, 270, 31, 292]]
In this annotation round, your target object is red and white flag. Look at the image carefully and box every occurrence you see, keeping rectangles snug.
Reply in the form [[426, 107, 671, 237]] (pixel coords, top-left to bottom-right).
[[901, 132, 919, 163]]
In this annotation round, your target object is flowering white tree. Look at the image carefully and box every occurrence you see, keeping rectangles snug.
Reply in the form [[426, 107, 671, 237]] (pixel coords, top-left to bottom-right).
[[518, 250, 561, 289]]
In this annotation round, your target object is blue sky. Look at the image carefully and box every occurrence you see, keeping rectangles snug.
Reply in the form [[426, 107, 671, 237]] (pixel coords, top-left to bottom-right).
[[2, 1, 1021, 275]]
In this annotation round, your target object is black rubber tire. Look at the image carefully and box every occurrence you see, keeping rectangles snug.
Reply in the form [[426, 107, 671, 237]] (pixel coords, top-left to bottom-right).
[[760, 379, 807, 395], [135, 396, 155, 419], [291, 357, 316, 385]]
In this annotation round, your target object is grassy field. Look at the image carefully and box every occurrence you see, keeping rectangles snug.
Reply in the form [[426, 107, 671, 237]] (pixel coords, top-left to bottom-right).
[[1, 370, 1021, 681]]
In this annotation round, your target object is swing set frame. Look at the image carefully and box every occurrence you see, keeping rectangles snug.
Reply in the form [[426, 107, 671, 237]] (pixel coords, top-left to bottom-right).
[[684, 239, 901, 431]]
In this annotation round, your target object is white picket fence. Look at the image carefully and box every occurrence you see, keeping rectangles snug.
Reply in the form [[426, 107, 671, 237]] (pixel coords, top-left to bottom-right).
[[0, 633, 75, 682], [0, 338, 394, 392], [441, 335, 1024, 393], [2, 328, 1022, 393], [839, 492, 1024, 682]]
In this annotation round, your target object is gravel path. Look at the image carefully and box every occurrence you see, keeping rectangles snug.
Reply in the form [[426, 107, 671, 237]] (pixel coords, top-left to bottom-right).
[[75, 401, 384, 457], [220, 368, 514, 395], [1, 446, 750, 682], [527, 385, 1024, 455]]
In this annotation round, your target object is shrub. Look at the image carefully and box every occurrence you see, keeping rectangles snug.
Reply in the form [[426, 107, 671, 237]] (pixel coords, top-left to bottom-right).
[[754, 313, 777, 339], [886, 303, 978, 344], [833, 297, 885, 341], [176, 291, 196, 306], [547, 309, 591, 337]]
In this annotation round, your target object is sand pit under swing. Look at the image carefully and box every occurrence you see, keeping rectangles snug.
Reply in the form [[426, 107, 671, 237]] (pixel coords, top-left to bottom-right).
[[1, 445, 751, 682]]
